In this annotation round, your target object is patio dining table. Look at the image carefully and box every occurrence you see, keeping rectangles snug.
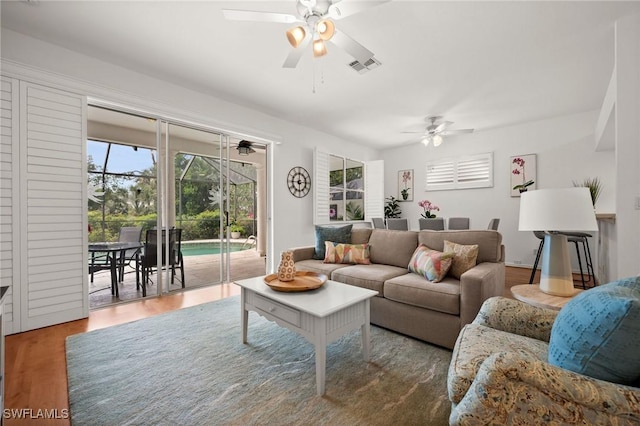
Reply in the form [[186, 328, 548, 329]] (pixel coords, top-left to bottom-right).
[[88, 242, 143, 297]]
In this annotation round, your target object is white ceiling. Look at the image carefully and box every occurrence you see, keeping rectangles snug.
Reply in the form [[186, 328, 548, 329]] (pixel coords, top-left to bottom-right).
[[3, 1, 639, 149]]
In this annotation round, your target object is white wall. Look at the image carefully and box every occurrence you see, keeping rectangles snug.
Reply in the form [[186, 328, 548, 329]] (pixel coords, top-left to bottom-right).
[[380, 111, 616, 269], [1, 29, 380, 271]]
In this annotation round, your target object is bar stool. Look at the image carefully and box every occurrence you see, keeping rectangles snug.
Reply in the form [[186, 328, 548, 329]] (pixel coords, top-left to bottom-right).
[[529, 231, 595, 288]]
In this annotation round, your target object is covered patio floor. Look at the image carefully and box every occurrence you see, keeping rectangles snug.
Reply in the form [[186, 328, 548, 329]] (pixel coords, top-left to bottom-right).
[[89, 248, 266, 309]]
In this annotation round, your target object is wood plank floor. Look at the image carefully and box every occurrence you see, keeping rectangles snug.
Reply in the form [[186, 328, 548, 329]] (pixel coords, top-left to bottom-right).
[[2, 266, 573, 425]]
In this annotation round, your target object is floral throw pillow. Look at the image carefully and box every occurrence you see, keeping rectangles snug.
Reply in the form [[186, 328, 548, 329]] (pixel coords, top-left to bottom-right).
[[443, 240, 479, 279], [324, 242, 371, 264], [407, 245, 454, 283]]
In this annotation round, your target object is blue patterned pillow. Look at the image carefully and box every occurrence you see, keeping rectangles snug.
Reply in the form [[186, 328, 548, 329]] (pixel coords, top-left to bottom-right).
[[548, 276, 640, 385], [313, 224, 353, 260]]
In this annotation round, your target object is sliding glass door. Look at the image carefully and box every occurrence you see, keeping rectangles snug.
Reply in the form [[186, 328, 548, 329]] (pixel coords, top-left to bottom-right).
[[87, 106, 233, 307]]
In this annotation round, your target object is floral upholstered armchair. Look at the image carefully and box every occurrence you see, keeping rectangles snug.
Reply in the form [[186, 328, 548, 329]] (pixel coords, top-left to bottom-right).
[[447, 296, 640, 425]]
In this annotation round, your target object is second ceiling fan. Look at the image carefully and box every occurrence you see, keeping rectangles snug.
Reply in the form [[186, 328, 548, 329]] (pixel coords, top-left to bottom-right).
[[403, 116, 474, 147], [223, 0, 387, 68]]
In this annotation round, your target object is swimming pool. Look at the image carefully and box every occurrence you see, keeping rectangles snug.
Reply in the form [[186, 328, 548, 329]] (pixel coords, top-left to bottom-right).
[[181, 242, 250, 256]]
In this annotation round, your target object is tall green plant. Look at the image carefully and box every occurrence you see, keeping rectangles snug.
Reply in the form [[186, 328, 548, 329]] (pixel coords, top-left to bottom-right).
[[573, 177, 602, 207], [384, 196, 402, 219]]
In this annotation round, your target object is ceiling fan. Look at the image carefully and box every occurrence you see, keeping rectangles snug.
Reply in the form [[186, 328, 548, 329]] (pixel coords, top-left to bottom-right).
[[222, 0, 387, 68], [402, 116, 475, 147], [236, 140, 267, 156]]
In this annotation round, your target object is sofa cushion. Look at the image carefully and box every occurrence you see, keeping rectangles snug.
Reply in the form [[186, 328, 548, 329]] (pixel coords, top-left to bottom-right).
[[313, 224, 353, 260], [548, 276, 640, 385], [350, 228, 373, 244], [444, 240, 479, 279], [294, 259, 350, 276], [419, 230, 502, 263], [324, 242, 370, 265], [331, 264, 408, 295], [384, 273, 461, 315], [448, 323, 549, 404], [408, 245, 453, 283], [368, 229, 418, 268]]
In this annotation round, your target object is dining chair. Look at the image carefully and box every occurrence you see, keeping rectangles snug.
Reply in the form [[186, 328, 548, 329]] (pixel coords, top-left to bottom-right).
[[448, 217, 470, 230], [419, 218, 445, 230], [487, 218, 500, 230], [372, 218, 386, 229], [386, 218, 408, 230]]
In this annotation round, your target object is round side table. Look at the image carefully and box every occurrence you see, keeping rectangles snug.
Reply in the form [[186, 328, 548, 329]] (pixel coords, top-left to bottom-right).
[[510, 284, 582, 310]]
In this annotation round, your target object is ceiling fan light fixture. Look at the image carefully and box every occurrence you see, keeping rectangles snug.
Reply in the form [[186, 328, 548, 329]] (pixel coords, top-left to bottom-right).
[[432, 134, 443, 147], [286, 26, 306, 48], [313, 38, 327, 57], [421, 136, 431, 146], [237, 140, 255, 156], [316, 19, 335, 41]]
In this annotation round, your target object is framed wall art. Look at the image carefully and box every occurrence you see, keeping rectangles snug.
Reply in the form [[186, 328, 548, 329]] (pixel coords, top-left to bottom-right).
[[510, 154, 536, 197], [398, 169, 414, 201]]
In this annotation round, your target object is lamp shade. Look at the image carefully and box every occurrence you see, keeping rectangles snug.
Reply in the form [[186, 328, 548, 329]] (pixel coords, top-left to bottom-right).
[[518, 187, 597, 232], [286, 26, 306, 48], [313, 39, 327, 57], [317, 19, 335, 41]]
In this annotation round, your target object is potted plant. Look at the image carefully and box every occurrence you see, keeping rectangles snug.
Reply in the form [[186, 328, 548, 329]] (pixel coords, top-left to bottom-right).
[[573, 177, 602, 208], [418, 199, 440, 219], [229, 222, 244, 239], [384, 196, 402, 220]]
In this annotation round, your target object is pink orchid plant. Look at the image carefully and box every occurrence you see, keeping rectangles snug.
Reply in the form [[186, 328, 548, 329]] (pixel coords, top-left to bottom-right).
[[418, 199, 440, 219]]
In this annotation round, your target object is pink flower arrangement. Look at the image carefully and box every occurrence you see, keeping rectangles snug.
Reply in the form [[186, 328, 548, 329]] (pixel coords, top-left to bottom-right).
[[418, 199, 440, 219]]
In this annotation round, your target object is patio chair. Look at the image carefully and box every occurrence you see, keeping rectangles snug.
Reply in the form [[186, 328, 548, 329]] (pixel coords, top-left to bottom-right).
[[136, 228, 184, 296], [117, 226, 143, 281]]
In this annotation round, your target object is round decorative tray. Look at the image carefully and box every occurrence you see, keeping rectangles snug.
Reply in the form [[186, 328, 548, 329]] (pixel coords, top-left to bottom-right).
[[263, 271, 328, 292]]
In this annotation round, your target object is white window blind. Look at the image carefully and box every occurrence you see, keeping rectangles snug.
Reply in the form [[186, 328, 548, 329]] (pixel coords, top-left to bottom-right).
[[426, 152, 493, 191]]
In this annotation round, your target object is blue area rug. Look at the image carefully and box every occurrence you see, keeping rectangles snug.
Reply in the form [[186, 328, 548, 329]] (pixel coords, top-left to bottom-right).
[[67, 296, 452, 425]]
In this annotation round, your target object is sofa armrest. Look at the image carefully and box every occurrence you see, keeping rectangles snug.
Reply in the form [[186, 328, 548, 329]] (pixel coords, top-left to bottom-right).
[[451, 352, 640, 426], [459, 262, 505, 327], [290, 246, 316, 262], [473, 296, 557, 342]]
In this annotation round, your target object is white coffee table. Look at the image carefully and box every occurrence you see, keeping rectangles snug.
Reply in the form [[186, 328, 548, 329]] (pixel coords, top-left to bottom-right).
[[234, 276, 378, 395]]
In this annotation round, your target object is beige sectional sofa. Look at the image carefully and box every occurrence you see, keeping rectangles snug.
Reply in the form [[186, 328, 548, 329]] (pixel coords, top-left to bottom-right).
[[291, 228, 505, 349]]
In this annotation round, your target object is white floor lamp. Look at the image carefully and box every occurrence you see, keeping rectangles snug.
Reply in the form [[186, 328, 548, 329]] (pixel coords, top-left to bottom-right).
[[519, 187, 598, 296]]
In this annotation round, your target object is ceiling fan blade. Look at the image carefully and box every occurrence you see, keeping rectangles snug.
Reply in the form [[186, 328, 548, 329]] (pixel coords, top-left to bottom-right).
[[222, 9, 300, 24], [327, 0, 390, 20], [283, 36, 311, 68], [400, 131, 426, 134], [330, 30, 374, 64], [434, 121, 452, 132], [441, 129, 474, 135]]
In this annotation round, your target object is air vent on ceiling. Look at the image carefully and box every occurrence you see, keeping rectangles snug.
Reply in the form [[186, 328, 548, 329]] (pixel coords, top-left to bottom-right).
[[348, 57, 382, 74]]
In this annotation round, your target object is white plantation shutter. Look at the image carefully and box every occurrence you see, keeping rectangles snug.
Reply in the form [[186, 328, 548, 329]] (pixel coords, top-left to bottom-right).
[[364, 160, 384, 221], [20, 82, 87, 331], [0, 77, 19, 334], [426, 153, 493, 191], [313, 149, 330, 225]]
